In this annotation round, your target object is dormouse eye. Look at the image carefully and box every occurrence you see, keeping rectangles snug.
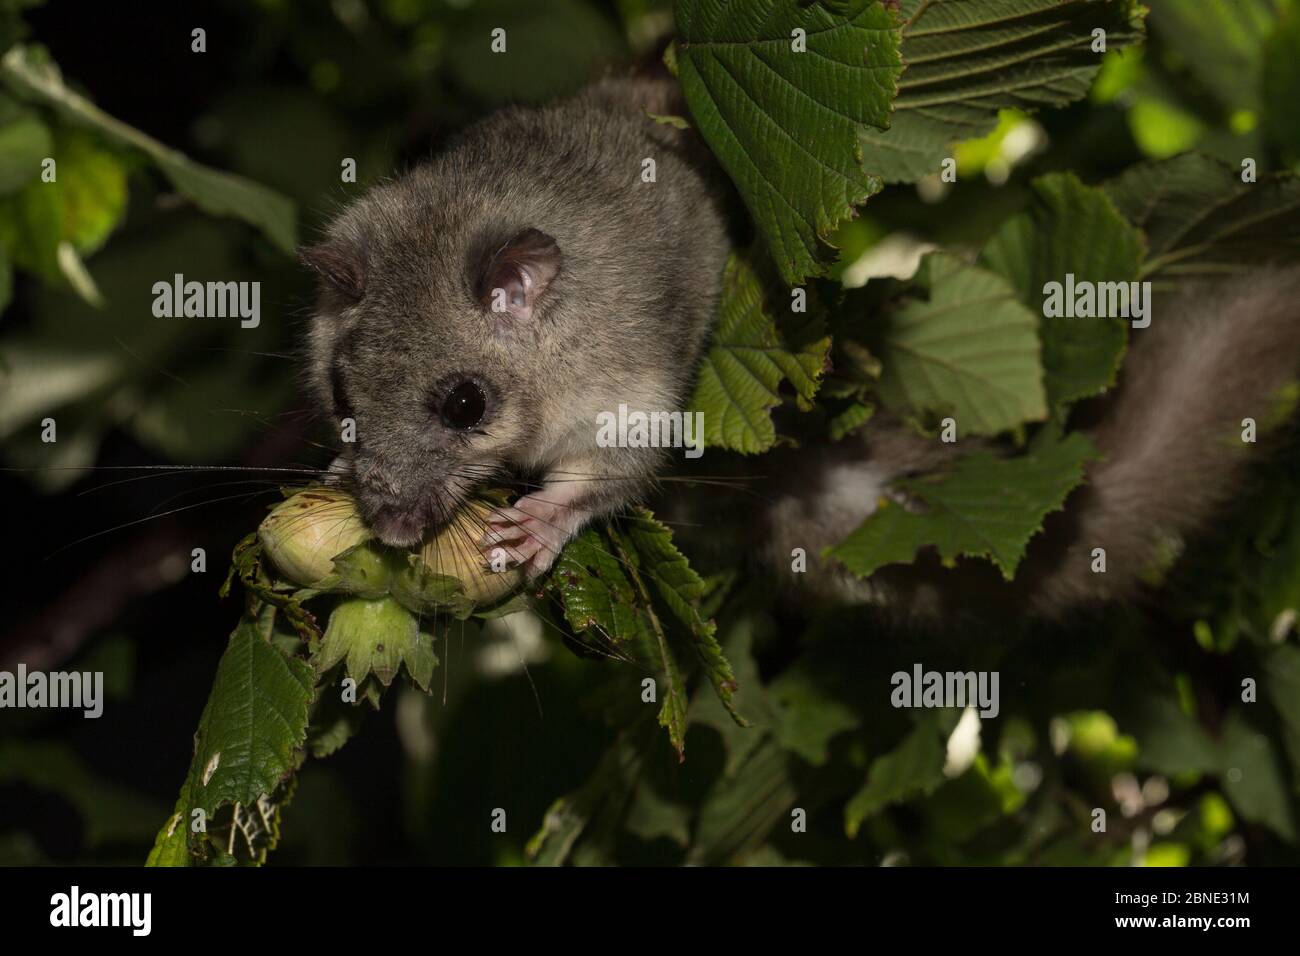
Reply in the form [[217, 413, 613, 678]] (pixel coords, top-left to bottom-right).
[[441, 381, 487, 430]]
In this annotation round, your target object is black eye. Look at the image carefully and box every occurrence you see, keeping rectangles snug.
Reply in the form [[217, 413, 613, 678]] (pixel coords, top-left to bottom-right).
[[441, 381, 487, 430]]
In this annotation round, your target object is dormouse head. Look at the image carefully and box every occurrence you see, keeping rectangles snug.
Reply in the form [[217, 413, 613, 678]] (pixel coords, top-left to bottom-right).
[[300, 181, 568, 548]]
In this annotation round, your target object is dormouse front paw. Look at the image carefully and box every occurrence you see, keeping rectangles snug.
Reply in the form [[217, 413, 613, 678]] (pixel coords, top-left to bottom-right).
[[478, 491, 588, 578]]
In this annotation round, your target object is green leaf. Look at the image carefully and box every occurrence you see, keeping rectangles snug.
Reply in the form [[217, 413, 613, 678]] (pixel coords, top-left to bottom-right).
[[0, 216, 265, 462], [625, 776, 692, 847], [1, 45, 296, 253], [1104, 154, 1300, 284], [403, 632, 440, 694], [390, 556, 477, 618], [0, 154, 54, 276], [305, 695, 369, 761], [979, 172, 1141, 407], [444, 0, 626, 105], [0, 124, 126, 301], [688, 251, 830, 453], [689, 735, 796, 863], [0, 741, 165, 848], [526, 730, 647, 866], [1261, 644, 1300, 791], [1128, 694, 1220, 777], [551, 527, 648, 653], [645, 111, 691, 130], [675, 0, 902, 283], [862, 251, 1047, 435], [304, 621, 395, 757], [0, 93, 48, 194], [0, 0, 40, 58], [550, 513, 746, 758], [1146, 0, 1280, 114], [631, 584, 689, 761], [157, 157, 297, 255], [845, 715, 947, 838], [689, 615, 774, 775], [325, 541, 395, 599], [1263, 4, 1300, 163], [621, 510, 747, 727], [828, 400, 874, 440], [223, 534, 322, 645], [53, 128, 126, 254], [768, 666, 861, 767], [829, 429, 1099, 580], [148, 619, 313, 865], [1125, 95, 1205, 162], [549, 523, 690, 757], [314, 596, 431, 689], [1219, 711, 1295, 841], [860, 0, 1146, 182], [1127, 693, 1296, 839], [144, 809, 192, 867], [0, 238, 10, 312]]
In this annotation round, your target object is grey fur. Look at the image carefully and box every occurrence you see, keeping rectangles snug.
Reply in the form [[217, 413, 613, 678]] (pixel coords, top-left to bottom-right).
[[304, 73, 1300, 612], [303, 76, 731, 563], [761, 267, 1300, 618]]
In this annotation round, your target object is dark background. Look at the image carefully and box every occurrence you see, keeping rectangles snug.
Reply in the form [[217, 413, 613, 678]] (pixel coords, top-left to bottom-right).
[[2, 0, 1297, 866]]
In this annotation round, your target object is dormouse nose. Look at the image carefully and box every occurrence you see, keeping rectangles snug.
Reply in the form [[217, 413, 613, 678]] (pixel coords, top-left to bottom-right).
[[352, 451, 403, 499]]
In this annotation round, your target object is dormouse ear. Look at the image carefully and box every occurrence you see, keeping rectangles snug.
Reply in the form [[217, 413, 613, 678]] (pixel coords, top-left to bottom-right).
[[298, 240, 366, 301], [476, 228, 562, 321]]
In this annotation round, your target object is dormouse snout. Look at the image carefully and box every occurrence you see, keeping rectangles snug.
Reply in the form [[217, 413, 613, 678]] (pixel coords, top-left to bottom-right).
[[347, 451, 449, 548]]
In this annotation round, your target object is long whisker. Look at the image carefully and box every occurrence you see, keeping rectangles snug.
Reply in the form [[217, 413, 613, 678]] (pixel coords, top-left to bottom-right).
[[2, 464, 334, 476], [145, 478, 299, 517], [208, 408, 341, 454], [113, 334, 190, 388], [73, 465, 333, 497], [43, 489, 279, 560], [197, 347, 298, 361]]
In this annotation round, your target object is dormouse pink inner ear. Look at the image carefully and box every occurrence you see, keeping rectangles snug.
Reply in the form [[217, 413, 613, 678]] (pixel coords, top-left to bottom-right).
[[298, 240, 366, 301], [477, 228, 562, 320]]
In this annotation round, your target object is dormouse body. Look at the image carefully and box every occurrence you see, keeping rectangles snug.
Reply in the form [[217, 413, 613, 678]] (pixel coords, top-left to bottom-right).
[[302, 73, 1300, 620], [300, 76, 732, 574]]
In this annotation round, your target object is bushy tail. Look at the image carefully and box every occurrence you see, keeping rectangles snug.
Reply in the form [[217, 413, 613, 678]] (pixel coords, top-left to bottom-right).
[[751, 268, 1300, 619], [1020, 267, 1300, 614]]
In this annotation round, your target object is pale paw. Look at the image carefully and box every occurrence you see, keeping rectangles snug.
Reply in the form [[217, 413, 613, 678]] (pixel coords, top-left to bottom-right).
[[479, 495, 581, 578]]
